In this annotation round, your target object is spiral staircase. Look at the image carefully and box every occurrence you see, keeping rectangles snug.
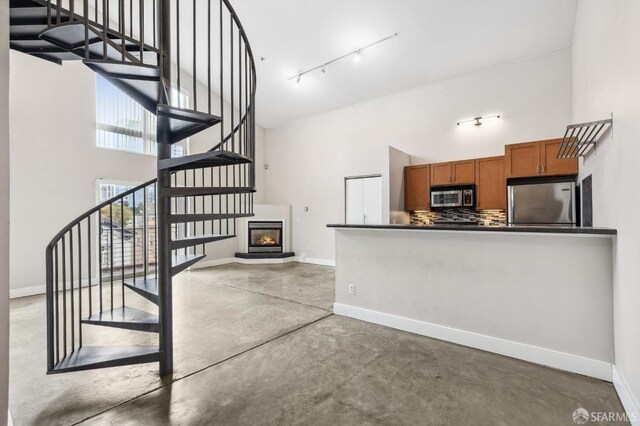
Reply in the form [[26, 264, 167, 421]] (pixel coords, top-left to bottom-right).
[[9, 0, 257, 376]]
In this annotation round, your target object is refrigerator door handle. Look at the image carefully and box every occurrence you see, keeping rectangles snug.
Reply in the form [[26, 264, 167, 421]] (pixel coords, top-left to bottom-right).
[[507, 187, 515, 224]]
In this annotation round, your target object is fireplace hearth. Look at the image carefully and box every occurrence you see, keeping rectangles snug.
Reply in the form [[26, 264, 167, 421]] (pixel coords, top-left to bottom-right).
[[248, 221, 283, 253]]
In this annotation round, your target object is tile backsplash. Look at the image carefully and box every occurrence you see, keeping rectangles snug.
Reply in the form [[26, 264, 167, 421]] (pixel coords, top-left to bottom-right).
[[411, 209, 506, 226]]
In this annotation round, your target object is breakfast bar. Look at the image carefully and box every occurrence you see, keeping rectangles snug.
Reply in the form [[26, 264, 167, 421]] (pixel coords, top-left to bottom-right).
[[328, 224, 616, 381]]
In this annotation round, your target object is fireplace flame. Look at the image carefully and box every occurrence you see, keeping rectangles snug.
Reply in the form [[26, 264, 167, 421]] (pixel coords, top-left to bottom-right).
[[256, 235, 277, 246]]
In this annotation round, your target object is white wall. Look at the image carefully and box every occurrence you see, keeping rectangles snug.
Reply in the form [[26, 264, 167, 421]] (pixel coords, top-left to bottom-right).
[[9, 51, 267, 295], [9, 52, 157, 296], [572, 0, 640, 417], [0, 2, 10, 423], [264, 49, 573, 261]]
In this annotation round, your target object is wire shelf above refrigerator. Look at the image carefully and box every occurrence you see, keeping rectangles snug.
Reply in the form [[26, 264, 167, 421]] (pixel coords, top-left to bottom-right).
[[557, 116, 613, 159]]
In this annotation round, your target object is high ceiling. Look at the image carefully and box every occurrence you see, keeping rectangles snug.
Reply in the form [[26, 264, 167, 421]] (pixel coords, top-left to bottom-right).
[[229, 0, 577, 128]]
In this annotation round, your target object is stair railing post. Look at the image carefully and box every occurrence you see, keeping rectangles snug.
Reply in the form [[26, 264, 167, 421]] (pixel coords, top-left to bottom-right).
[[157, 0, 173, 376]]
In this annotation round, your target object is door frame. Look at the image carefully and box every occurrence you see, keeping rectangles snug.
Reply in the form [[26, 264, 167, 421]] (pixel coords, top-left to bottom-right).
[[344, 174, 383, 224]]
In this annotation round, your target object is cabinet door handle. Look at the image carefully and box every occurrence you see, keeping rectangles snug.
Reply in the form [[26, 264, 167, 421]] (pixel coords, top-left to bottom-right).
[[536, 165, 540, 174], [541, 165, 545, 174]]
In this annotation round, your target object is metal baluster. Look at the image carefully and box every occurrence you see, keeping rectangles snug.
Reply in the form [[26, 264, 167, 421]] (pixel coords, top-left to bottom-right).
[[139, 0, 145, 64], [62, 235, 67, 358], [183, 170, 188, 254], [153, 0, 157, 48], [239, 39, 242, 156], [207, 0, 211, 114], [83, 0, 89, 60], [77, 223, 83, 348], [193, 0, 197, 110], [110, 203, 114, 311], [201, 169, 205, 252], [70, 227, 75, 352], [219, 0, 224, 149], [47, 0, 52, 27], [154, 182, 158, 275], [120, 0, 126, 61], [103, 0, 108, 59], [121, 200, 125, 307], [88, 216, 92, 318], [176, 0, 181, 94], [192, 169, 196, 251], [54, 245, 60, 364], [210, 167, 214, 237], [133, 192, 136, 283], [143, 186, 148, 279], [230, 17, 234, 153], [99, 211, 103, 312]]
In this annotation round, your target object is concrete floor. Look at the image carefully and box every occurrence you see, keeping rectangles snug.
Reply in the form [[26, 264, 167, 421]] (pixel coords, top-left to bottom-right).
[[10, 262, 626, 425]]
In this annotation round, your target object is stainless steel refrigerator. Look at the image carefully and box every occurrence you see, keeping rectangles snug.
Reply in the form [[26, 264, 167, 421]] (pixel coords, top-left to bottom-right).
[[507, 180, 576, 226]]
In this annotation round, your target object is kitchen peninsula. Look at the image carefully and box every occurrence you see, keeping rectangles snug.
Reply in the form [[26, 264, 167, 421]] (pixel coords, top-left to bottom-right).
[[327, 223, 616, 381]]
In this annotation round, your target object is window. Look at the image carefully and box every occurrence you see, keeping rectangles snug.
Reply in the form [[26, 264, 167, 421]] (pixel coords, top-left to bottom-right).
[[96, 75, 189, 157], [97, 181, 157, 272]]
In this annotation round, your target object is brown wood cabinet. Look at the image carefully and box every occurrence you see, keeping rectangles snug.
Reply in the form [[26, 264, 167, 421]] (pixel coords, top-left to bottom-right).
[[452, 160, 475, 184], [475, 156, 506, 210], [430, 162, 452, 186], [505, 138, 578, 178], [430, 160, 475, 185], [540, 139, 578, 176], [404, 165, 430, 211]]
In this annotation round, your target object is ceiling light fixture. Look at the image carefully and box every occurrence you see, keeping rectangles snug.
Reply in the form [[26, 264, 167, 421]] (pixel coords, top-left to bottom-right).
[[288, 32, 399, 85], [457, 114, 501, 126]]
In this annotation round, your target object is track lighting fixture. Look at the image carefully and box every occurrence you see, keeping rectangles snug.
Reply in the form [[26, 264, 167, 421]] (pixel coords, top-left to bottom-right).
[[289, 32, 399, 86]]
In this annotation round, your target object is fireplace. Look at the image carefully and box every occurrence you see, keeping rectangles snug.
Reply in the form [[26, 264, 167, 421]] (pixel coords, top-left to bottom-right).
[[248, 221, 283, 253]]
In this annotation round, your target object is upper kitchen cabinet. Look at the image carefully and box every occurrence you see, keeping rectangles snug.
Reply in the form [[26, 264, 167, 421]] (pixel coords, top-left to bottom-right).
[[475, 156, 506, 210], [505, 141, 540, 178], [404, 165, 430, 211], [430, 162, 452, 186], [452, 160, 475, 184], [430, 160, 475, 185], [540, 138, 579, 177], [505, 139, 578, 178]]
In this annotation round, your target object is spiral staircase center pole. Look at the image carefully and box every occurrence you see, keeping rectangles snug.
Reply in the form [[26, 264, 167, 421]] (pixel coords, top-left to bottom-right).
[[158, 0, 173, 377]]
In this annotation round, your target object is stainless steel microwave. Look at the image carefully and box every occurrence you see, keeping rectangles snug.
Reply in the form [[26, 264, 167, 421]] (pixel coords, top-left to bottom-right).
[[430, 186, 475, 208]]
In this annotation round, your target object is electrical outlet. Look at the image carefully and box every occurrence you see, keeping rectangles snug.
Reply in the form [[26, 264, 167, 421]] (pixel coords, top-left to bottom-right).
[[348, 284, 356, 295]]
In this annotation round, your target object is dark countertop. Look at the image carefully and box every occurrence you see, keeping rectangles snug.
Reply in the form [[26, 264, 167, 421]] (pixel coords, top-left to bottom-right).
[[327, 223, 617, 236]]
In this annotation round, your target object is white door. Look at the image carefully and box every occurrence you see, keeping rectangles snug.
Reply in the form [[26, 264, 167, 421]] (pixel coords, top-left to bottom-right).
[[345, 176, 382, 225], [362, 177, 382, 224]]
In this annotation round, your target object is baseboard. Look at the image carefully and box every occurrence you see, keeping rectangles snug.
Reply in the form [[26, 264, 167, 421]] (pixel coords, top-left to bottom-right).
[[299, 257, 336, 267], [190, 257, 237, 269], [10, 277, 98, 299], [334, 303, 612, 382], [613, 365, 640, 425], [10, 285, 45, 299], [11, 258, 336, 298]]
